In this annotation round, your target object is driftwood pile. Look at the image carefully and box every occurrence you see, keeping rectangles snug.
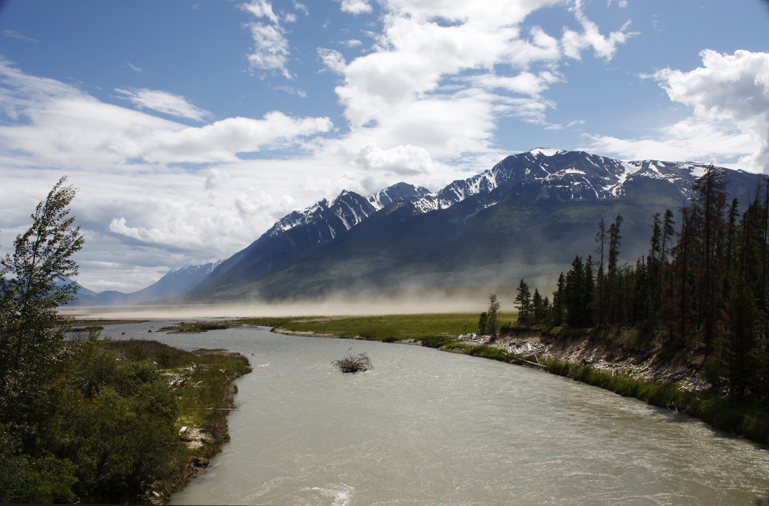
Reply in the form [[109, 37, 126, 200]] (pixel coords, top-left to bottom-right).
[[333, 349, 373, 373]]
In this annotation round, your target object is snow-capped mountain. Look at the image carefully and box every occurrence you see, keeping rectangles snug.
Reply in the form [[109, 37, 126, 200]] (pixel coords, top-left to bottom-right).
[[266, 182, 431, 241], [407, 148, 718, 213], [186, 149, 759, 301]]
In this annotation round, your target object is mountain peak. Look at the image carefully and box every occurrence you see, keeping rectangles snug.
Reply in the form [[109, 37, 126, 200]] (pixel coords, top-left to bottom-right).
[[529, 147, 567, 157]]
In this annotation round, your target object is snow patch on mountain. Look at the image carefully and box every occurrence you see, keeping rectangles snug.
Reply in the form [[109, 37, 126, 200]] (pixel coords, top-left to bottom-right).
[[530, 147, 566, 157]]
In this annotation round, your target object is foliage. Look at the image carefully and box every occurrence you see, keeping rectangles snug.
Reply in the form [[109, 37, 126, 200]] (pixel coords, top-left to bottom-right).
[[521, 167, 769, 401], [478, 312, 487, 334], [486, 293, 501, 335], [0, 180, 253, 504], [514, 279, 531, 323], [0, 177, 84, 435]]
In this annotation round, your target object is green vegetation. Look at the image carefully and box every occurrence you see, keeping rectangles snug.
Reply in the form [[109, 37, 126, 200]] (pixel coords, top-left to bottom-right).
[[160, 322, 230, 333], [513, 166, 769, 400], [545, 358, 769, 444], [241, 312, 516, 342], [0, 179, 250, 504]]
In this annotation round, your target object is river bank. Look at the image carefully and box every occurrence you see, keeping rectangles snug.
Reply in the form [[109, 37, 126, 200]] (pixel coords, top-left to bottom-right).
[[273, 324, 769, 446], [104, 340, 252, 504]]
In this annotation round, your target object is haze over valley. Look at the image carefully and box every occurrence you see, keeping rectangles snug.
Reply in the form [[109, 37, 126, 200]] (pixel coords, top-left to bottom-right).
[[1, 0, 768, 296]]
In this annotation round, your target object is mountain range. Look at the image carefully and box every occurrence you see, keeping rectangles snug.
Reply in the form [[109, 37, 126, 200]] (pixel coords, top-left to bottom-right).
[[68, 262, 219, 306], [73, 149, 761, 305]]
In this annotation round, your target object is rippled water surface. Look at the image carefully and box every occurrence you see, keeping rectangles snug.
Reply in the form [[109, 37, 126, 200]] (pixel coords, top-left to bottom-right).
[[104, 321, 769, 505]]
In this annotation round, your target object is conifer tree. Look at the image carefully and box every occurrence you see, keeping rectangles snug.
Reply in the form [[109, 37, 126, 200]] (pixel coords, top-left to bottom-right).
[[723, 283, 757, 398], [607, 214, 623, 323], [532, 288, 543, 324], [514, 280, 531, 323], [486, 294, 501, 335], [551, 273, 566, 326]]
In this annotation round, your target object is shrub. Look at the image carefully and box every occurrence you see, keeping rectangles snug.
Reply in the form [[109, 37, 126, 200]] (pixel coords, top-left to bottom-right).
[[333, 349, 373, 373]]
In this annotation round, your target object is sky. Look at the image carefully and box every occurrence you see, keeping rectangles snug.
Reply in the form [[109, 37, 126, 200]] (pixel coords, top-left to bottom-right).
[[1, 0, 768, 293]]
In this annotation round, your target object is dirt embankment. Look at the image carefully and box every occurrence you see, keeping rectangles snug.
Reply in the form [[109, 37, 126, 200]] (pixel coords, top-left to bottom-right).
[[483, 327, 709, 391]]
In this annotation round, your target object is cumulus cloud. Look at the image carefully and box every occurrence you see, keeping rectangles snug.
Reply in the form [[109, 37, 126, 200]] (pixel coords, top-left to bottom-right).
[[0, 61, 332, 167], [588, 50, 769, 172], [115, 87, 211, 121], [654, 49, 769, 171], [355, 144, 437, 175], [241, 0, 293, 78], [317, 48, 347, 74], [109, 113, 333, 164], [324, 0, 630, 163], [338, 0, 372, 15], [586, 116, 756, 166]]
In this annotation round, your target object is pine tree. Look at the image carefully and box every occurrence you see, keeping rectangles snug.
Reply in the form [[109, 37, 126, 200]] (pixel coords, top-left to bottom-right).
[[607, 214, 623, 324], [486, 294, 501, 335], [551, 273, 566, 326], [514, 280, 531, 323], [478, 312, 488, 334], [723, 283, 757, 398], [532, 288, 543, 324]]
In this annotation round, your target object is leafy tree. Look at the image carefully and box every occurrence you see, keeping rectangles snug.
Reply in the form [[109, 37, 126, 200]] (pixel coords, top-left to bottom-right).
[[0, 177, 83, 502], [486, 294, 501, 335], [0, 177, 83, 436]]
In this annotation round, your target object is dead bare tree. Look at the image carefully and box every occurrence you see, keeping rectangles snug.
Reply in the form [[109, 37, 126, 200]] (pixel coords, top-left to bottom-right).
[[333, 349, 373, 373]]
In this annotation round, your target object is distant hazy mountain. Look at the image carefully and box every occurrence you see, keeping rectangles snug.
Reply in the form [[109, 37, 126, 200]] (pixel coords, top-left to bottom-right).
[[69, 262, 220, 306], [186, 148, 758, 301]]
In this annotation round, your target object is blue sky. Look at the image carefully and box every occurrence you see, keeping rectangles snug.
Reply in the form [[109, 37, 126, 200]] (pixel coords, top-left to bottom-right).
[[1, 0, 768, 292]]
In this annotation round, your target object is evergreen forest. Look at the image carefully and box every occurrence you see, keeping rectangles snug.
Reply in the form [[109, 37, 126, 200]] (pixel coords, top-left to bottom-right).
[[513, 166, 769, 400]]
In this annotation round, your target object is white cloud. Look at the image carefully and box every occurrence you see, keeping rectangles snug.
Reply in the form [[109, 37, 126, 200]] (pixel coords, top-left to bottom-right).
[[111, 113, 333, 164], [240, 0, 279, 24], [586, 116, 756, 167], [292, 0, 309, 15], [588, 50, 769, 172], [471, 71, 561, 97], [245, 23, 293, 78], [3, 30, 39, 43], [125, 61, 143, 73], [339, 0, 372, 15], [241, 0, 293, 78], [318, 48, 347, 74], [115, 87, 211, 121], [355, 144, 437, 175], [1, 1, 651, 291], [654, 49, 769, 171], [562, 0, 635, 61]]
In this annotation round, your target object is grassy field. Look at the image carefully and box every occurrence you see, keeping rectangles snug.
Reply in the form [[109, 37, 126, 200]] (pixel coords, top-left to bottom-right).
[[237, 312, 518, 342]]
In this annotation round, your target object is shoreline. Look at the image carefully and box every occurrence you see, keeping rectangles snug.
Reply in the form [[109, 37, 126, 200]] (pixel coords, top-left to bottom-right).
[[269, 325, 769, 446]]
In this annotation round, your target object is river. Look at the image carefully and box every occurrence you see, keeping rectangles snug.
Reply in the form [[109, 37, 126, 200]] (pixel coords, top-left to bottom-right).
[[103, 320, 769, 505]]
